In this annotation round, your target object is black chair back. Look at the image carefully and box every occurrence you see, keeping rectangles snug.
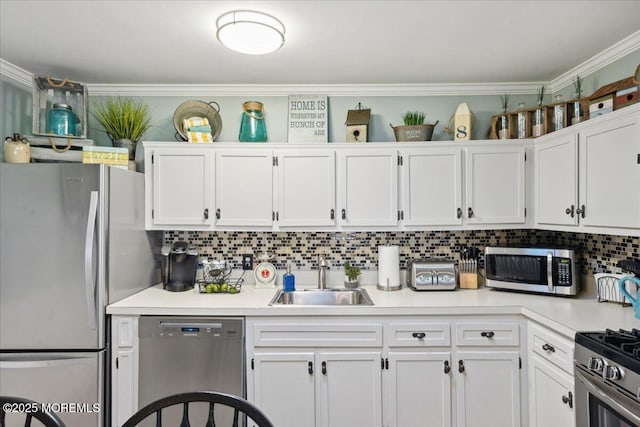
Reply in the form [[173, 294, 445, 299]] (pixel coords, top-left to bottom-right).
[[122, 391, 274, 427], [0, 396, 66, 427]]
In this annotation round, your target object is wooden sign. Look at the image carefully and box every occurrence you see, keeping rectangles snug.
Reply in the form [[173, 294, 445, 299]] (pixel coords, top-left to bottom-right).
[[287, 95, 328, 143], [454, 102, 472, 141]]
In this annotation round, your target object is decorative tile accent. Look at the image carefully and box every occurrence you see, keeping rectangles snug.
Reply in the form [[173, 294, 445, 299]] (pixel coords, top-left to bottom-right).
[[165, 230, 639, 275]]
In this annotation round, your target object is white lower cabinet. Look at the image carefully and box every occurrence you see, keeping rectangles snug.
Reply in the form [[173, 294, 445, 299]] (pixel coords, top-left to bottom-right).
[[247, 319, 383, 427], [528, 321, 575, 427], [386, 351, 452, 427], [111, 316, 139, 427], [454, 351, 521, 427], [529, 354, 575, 427]]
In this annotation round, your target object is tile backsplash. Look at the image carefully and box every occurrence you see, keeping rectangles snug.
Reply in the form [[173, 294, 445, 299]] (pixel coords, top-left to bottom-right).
[[164, 229, 638, 275]]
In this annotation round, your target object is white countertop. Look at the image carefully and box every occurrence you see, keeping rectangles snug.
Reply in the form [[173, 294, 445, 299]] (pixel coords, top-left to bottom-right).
[[107, 282, 638, 339]]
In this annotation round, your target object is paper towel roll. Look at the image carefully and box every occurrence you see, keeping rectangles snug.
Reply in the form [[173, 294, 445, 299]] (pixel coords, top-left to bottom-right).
[[378, 245, 401, 291]]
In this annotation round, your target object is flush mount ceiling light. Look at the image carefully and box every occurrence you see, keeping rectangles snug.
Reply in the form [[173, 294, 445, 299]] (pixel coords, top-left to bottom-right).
[[216, 10, 285, 55]]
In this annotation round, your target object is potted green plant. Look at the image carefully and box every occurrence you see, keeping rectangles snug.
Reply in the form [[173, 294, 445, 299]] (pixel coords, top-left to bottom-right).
[[92, 97, 152, 160], [343, 261, 361, 289], [390, 111, 439, 142]]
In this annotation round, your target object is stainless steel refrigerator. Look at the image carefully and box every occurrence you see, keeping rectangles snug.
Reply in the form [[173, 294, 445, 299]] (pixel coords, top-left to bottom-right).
[[0, 163, 161, 427]]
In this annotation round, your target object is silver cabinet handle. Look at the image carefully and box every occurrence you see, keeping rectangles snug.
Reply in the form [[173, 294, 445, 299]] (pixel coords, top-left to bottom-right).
[[542, 343, 556, 352], [561, 391, 573, 408], [576, 204, 585, 218], [204, 208, 209, 219], [565, 205, 575, 217], [458, 360, 465, 373], [341, 209, 346, 220], [457, 208, 462, 219], [215, 208, 221, 219], [412, 332, 426, 339], [330, 209, 335, 220], [468, 207, 474, 218], [480, 331, 495, 338]]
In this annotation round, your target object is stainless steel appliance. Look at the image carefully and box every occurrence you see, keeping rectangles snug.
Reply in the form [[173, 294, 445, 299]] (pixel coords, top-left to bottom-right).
[[574, 329, 640, 426], [407, 259, 457, 291], [138, 317, 244, 426], [161, 241, 198, 292], [0, 164, 160, 427], [484, 246, 581, 296]]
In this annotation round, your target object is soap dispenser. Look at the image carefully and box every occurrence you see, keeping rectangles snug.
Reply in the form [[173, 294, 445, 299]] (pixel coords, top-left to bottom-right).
[[283, 261, 296, 292]]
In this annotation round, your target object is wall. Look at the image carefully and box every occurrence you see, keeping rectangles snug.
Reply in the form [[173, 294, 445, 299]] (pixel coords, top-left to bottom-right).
[[0, 74, 32, 161], [164, 229, 639, 276]]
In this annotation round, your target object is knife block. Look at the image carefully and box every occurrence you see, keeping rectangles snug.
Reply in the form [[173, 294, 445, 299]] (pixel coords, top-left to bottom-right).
[[459, 272, 478, 289]]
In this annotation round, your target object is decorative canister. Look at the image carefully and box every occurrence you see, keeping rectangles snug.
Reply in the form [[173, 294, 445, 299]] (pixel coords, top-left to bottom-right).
[[4, 133, 30, 163], [47, 103, 79, 136], [239, 101, 267, 142]]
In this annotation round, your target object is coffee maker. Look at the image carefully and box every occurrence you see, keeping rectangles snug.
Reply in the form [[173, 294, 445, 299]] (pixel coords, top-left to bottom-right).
[[161, 241, 198, 292]]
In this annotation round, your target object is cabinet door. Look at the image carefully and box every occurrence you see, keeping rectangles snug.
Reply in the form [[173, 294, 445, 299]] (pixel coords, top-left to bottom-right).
[[317, 352, 383, 427], [529, 354, 575, 427], [455, 351, 520, 427], [252, 353, 316, 427], [465, 146, 525, 224], [337, 150, 398, 227], [276, 150, 336, 227], [386, 352, 452, 427], [215, 150, 273, 227], [579, 112, 640, 229], [151, 149, 213, 226], [400, 148, 462, 226], [535, 134, 579, 226]]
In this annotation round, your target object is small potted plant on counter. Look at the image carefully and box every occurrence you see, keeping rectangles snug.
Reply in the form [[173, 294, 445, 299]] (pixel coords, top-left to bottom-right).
[[390, 111, 439, 142], [343, 261, 361, 289]]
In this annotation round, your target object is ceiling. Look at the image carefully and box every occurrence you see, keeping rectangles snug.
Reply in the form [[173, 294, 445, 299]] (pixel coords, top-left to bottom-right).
[[1, 0, 639, 86]]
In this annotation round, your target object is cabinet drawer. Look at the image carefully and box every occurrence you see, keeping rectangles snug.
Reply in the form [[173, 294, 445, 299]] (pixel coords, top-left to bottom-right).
[[529, 322, 574, 374], [386, 322, 450, 347], [252, 322, 382, 347], [455, 321, 520, 347]]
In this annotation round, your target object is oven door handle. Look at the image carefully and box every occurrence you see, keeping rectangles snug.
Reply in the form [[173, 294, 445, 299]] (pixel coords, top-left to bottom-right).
[[575, 367, 640, 425]]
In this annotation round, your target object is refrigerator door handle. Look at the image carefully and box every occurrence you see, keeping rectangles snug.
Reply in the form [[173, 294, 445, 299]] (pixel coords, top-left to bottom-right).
[[0, 354, 95, 369], [84, 191, 99, 330]]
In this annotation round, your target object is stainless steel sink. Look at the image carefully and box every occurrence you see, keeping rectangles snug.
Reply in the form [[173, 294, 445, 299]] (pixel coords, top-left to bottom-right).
[[269, 288, 374, 306]]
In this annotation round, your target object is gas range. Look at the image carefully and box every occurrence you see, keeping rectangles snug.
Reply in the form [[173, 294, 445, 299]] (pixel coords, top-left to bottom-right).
[[575, 329, 640, 395]]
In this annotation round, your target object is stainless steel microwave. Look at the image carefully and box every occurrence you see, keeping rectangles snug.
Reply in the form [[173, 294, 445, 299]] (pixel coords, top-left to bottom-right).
[[484, 247, 581, 296]]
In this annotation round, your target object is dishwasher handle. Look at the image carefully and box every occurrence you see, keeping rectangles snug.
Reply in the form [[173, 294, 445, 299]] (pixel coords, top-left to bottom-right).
[[159, 322, 223, 329]]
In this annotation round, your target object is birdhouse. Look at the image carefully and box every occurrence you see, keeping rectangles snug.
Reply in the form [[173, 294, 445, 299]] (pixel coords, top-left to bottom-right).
[[345, 103, 371, 142]]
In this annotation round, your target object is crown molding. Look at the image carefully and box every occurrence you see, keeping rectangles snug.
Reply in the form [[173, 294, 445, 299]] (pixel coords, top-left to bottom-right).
[[548, 30, 640, 93], [86, 82, 545, 97], [0, 58, 32, 87]]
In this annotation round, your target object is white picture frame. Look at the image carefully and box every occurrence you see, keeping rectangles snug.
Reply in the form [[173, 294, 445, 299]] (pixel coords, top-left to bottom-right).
[[287, 95, 328, 143]]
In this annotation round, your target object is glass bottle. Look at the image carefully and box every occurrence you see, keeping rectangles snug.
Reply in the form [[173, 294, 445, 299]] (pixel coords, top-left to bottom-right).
[[572, 100, 584, 125], [283, 261, 295, 292], [532, 108, 545, 137], [498, 115, 509, 139], [517, 102, 527, 139], [553, 94, 565, 131], [239, 101, 268, 142]]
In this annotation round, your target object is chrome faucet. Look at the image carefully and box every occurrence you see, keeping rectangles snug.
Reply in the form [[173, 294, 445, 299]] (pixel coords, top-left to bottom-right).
[[317, 255, 328, 289]]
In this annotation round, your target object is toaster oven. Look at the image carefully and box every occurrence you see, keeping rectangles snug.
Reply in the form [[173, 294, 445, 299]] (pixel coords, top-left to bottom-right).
[[407, 259, 457, 291]]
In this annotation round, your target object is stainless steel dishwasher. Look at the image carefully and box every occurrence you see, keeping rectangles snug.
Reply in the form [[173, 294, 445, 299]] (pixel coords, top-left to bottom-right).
[[138, 316, 244, 426]]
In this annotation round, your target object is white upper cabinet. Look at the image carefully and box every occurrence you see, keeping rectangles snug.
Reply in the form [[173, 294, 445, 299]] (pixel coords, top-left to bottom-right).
[[337, 149, 399, 227], [215, 149, 274, 227], [534, 104, 640, 235], [400, 148, 463, 226], [147, 147, 213, 227], [464, 146, 526, 224], [579, 110, 640, 230], [276, 150, 336, 228], [535, 133, 579, 226]]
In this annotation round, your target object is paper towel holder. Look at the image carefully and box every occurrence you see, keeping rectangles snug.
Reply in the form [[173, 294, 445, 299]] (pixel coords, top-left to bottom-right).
[[377, 277, 402, 291]]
